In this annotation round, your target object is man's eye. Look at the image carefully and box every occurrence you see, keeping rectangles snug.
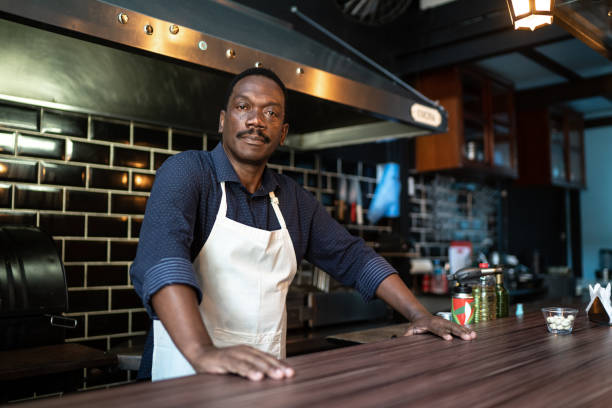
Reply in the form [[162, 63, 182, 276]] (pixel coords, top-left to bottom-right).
[[265, 110, 278, 118], [237, 104, 248, 110]]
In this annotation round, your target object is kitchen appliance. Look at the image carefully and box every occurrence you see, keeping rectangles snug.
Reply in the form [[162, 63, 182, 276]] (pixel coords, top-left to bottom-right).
[[0, 0, 447, 149], [0, 225, 76, 350]]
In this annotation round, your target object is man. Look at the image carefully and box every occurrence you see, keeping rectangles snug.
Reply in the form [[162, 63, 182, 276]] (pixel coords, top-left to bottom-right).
[[130, 68, 476, 382]]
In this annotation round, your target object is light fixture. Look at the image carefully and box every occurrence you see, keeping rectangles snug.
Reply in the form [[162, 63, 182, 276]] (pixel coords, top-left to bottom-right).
[[506, 0, 555, 31]]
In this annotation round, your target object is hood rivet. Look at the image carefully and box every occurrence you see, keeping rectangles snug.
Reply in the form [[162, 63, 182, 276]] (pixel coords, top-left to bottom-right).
[[117, 12, 129, 24], [169, 25, 179, 35], [144, 24, 154, 35], [296, 67, 304, 75], [254, 61, 263, 68], [226, 49, 236, 59], [198, 40, 208, 51]]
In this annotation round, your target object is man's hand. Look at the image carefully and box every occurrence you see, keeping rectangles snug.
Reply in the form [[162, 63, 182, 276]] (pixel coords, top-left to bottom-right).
[[404, 315, 477, 341], [375, 274, 477, 341], [152, 284, 295, 381], [191, 345, 294, 381]]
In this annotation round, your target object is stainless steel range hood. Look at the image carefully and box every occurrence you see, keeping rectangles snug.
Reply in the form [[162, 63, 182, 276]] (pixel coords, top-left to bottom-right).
[[0, 0, 447, 149]]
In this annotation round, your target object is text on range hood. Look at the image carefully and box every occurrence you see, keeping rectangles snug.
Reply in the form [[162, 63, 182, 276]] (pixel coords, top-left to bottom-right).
[[0, 0, 447, 149]]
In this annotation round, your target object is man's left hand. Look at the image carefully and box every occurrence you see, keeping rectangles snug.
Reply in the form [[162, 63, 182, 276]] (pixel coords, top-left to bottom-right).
[[403, 315, 477, 341]]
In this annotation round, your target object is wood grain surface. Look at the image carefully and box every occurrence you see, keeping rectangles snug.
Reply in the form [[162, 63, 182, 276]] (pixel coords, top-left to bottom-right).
[[14, 309, 612, 408], [0, 344, 117, 381]]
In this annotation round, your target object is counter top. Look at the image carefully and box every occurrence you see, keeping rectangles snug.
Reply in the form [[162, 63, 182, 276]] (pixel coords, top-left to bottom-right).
[[17, 307, 612, 408], [0, 344, 116, 381]]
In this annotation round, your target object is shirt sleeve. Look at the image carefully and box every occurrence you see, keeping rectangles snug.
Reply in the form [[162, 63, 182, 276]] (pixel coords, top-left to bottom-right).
[[301, 190, 397, 301], [129, 152, 204, 318]]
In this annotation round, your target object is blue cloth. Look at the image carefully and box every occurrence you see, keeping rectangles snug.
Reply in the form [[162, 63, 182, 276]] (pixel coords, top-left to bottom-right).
[[367, 162, 401, 224], [130, 143, 397, 378]]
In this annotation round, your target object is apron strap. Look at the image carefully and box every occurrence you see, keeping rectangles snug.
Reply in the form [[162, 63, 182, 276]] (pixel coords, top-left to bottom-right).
[[268, 191, 287, 229], [222, 182, 287, 230], [219, 181, 228, 217]]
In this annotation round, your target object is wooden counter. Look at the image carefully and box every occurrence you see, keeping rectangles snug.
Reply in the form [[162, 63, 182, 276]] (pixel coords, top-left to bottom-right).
[[16, 309, 612, 407]]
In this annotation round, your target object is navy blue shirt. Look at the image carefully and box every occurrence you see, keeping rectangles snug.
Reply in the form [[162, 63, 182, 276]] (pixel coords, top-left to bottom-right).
[[130, 143, 397, 319]]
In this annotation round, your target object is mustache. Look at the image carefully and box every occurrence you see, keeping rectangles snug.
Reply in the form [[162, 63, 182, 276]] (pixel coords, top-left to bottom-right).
[[236, 129, 271, 144]]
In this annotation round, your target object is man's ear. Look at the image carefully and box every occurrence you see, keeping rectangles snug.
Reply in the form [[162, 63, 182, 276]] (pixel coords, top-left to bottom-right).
[[218, 110, 225, 133], [280, 123, 289, 146]]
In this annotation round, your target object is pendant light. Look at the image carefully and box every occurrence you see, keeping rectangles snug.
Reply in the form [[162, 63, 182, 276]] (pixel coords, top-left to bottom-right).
[[506, 0, 555, 31]]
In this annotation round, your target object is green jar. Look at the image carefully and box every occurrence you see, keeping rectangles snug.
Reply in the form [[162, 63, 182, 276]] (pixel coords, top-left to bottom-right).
[[473, 276, 497, 323], [495, 273, 509, 318]]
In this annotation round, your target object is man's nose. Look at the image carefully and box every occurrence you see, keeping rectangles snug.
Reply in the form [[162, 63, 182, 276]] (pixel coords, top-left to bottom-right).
[[245, 108, 265, 127]]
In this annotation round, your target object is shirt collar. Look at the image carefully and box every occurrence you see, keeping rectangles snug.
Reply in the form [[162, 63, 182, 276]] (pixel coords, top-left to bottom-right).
[[211, 142, 279, 196]]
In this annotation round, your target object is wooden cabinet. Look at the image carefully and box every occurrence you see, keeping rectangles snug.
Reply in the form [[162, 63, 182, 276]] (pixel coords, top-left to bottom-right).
[[414, 67, 517, 177], [516, 106, 585, 189]]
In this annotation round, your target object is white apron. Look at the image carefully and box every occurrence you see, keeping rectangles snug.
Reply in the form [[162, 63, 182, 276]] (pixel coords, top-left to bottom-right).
[[152, 181, 297, 381]]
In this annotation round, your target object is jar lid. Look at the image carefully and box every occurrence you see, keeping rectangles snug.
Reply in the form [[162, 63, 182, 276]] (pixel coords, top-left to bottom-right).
[[454, 284, 472, 294]]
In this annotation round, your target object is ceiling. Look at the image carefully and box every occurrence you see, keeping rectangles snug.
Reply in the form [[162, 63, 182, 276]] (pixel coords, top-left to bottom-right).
[[233, 0, 612, 128]]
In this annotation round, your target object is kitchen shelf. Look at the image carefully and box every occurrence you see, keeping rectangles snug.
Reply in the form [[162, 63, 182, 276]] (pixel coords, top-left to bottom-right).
[[414, 66, 518, 178]]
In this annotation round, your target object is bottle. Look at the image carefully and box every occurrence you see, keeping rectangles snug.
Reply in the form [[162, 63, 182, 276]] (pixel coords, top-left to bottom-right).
[[495, 273, 509, 318], [473, 276, 496, 323], [422, 273, 431, 293], [452, 284, 475, 325], [515, 303, 524, 317], [431, 259, 448, 294]]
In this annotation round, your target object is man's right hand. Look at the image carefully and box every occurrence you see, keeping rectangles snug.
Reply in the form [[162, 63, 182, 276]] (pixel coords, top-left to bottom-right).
[[152, 285, 294, 381], [191, 345, 294, 381]]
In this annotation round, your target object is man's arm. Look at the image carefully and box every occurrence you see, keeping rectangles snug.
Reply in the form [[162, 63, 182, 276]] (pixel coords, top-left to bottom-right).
[[298, 187, 475, 341], [375, 274, 476, 340], [151, 284, 294, 381]]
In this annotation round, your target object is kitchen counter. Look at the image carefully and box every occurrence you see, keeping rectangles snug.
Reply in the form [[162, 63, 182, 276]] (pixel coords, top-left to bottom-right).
[[17, 306, 612, 408]]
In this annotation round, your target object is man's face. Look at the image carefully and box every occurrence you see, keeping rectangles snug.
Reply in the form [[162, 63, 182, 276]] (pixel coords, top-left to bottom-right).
[[219, 75, 288, 166]]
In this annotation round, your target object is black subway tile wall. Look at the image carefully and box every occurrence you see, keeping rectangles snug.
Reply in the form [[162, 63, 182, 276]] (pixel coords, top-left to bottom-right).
[[15, 185, 62, 210], [88, 265, 128, 286], [0, 158, 38, 182], [133, 126, 168, 149], [92, 119, 130, 144], [68, 290, 108, 313], [64, 265, 85, 287], [0, 183, 11, 207], [0, 99, 401, 392], [64, 315, 85, 339], [0, 211, 36, 225], [89, 167, 129, 190], [41, 162, 86, 187], [172, 130, 203, 151], [39, 214, 85, 236], [88, 215, 128, 237], [131, 217, 143, 237], [110, 241, 138, 261], [0, 131, 15, 154], [111, 193, 147, 214], [65, 240, 107, 262], [113, 146, 150, 169], [88, 313, 129, 336], [17, 134, 65, 159], [111, 288, 142, 310], [67, 140, 110, 165], [131, 311, 151, 332], [153, 152, 171, 170], [0, 102, 38, 130], [41, 110, 87, 138], [66, 190, 108, 212], [131, 172, 154, 192]]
